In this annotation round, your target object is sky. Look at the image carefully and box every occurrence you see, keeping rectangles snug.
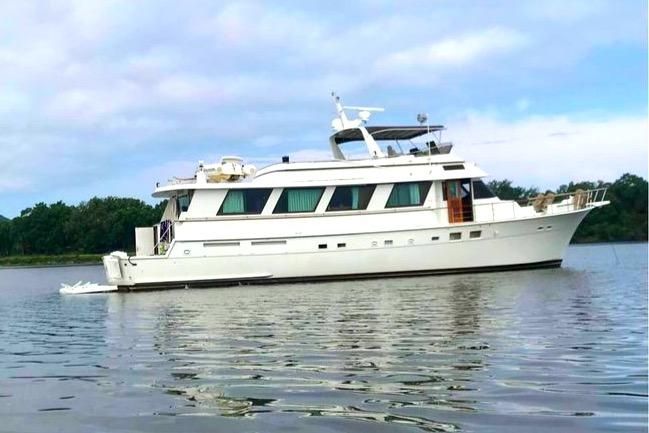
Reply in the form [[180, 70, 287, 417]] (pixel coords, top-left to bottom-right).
[[0, 0, 647, 217]]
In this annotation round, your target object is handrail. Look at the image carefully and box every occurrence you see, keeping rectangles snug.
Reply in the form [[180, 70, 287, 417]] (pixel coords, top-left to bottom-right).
[[154, 220, 174, 254], [176, 187, 608, 225], [466, 187, 608, 224], [523, 187, 607, 204]]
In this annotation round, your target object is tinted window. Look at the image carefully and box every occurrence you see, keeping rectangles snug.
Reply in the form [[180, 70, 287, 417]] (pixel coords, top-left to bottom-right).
[[386, 182, 431, 208], [218, 189, 272, 215], [327, 185, 375, 211], [472, 180, 496, 199], [442, 179, 472, 201], [176, 192, 192, 216], [273, 187, 325, 213]]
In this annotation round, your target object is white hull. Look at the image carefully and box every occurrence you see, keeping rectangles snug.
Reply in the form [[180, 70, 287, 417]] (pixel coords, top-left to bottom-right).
[[104, 209, 590, 290]]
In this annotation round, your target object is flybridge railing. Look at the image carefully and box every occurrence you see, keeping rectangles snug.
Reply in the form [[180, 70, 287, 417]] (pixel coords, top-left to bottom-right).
[[468, 188, 608, 223]]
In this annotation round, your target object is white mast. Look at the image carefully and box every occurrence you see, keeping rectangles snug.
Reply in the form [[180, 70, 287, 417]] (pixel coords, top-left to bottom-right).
[[330, 92, 385, 159]]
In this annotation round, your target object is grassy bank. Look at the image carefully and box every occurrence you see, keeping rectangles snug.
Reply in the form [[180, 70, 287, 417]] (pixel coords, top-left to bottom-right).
[[0, 253, 104, 267]]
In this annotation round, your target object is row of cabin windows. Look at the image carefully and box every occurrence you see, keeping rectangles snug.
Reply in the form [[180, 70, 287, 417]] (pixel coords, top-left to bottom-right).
[[216, 180, 493, 215]]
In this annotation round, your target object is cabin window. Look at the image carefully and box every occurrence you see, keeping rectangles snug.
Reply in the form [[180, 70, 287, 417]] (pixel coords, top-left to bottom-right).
[[472, 180, 496, 199], [443, 164, 465, 171], [273, 187, 325, 213], [176, 192, 192, 216], [218, 189, 272, 215], [327, 185, 375, 211], [386, 181, 431, 208], [469, 230, 482, 239], [450, 232, 462, 240]]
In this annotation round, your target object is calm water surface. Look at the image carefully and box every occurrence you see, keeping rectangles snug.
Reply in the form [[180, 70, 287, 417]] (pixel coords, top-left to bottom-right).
[[0, 243, 646, 432]]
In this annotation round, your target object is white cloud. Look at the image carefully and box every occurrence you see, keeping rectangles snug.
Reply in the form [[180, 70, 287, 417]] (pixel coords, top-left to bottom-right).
[[376, 27, 528, 71], [0, 0, 645, 216], [445, 112, 648, 188]]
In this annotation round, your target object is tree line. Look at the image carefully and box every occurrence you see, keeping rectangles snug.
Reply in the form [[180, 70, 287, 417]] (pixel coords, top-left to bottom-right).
[[487, 173, 647, 243], [0, 197, 165, 256], [0, 173, 645, 257]]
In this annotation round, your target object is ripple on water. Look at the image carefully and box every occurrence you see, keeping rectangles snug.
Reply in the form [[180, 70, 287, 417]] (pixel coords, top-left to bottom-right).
[[0, 243, 646, 433]]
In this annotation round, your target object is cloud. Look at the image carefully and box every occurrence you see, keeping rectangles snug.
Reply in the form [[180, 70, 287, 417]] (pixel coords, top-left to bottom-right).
[[0, 0, 645, 216], [377, 27, 528, 71], [445, 112, 648, 188]]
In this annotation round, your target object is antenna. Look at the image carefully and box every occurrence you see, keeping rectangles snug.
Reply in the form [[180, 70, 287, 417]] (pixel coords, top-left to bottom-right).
[[330, 93, 385, 130], [331, 91, 349, 131], [417, 112, 432, 163]]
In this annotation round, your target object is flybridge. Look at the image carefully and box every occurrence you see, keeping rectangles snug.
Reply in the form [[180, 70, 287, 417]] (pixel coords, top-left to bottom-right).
[[331, 126, 443, 144], [329, 93, 450, 160]]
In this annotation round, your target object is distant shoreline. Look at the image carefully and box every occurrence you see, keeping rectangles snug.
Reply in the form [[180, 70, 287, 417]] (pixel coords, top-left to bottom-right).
[[0, 242, 646, 269], [0, 254, 104, 269], [0, 262, 103, 269]]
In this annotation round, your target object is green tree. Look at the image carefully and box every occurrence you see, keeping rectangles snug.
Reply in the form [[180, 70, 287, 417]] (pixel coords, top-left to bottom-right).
[[0, 220, 16, 256], [487, 179, 539, 201], [12, 201, 74, 254], [572, 173, 648, 243], [67, 197, 163, 253]]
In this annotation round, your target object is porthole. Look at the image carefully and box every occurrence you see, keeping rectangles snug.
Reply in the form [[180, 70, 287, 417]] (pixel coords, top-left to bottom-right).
[[384, 240, 393, 246]]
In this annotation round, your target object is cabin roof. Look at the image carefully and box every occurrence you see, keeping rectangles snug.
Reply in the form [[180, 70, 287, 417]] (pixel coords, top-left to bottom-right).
[[332, 125, 445, 144]]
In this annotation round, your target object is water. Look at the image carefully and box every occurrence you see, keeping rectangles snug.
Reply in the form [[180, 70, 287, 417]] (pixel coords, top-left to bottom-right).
[[0, 243, 646, 433]]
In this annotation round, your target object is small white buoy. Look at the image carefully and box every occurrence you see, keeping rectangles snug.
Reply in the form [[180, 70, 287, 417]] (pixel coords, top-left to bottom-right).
[[59, 281, 118, 295]]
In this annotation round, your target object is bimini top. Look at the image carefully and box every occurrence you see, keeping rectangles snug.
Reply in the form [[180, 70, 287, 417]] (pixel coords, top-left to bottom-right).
[[332, 125, 445, 144]]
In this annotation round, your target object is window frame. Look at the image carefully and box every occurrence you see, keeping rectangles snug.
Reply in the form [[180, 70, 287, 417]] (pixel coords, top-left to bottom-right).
[[217, 188, 273, 215], [176, 191, 193, 216], [472, 180, 497, 200], [326, 184, 376, 212], [273, 187, 325, 214], [385, 181, 432, 208]]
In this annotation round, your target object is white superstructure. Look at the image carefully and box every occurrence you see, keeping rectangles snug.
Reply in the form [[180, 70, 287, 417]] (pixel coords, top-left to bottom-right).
[[102, 95, 609, 290]]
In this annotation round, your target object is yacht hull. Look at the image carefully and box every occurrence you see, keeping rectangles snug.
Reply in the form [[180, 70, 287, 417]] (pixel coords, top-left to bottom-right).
[[104, 209, 589, 290]]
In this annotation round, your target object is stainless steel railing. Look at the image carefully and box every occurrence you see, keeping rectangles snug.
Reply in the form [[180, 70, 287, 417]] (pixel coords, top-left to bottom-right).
[[467, 187, 608, 224]]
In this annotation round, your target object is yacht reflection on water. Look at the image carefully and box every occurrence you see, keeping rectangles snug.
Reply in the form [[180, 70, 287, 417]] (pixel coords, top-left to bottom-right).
[[102, 276, 500, 425]]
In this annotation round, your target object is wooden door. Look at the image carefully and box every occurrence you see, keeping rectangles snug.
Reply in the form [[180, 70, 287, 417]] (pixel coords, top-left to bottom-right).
[[446, 180, 463, 223]]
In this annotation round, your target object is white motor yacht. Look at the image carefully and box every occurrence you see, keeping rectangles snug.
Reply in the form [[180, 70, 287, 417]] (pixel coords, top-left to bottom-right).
[[102, 95, 609, 290]]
